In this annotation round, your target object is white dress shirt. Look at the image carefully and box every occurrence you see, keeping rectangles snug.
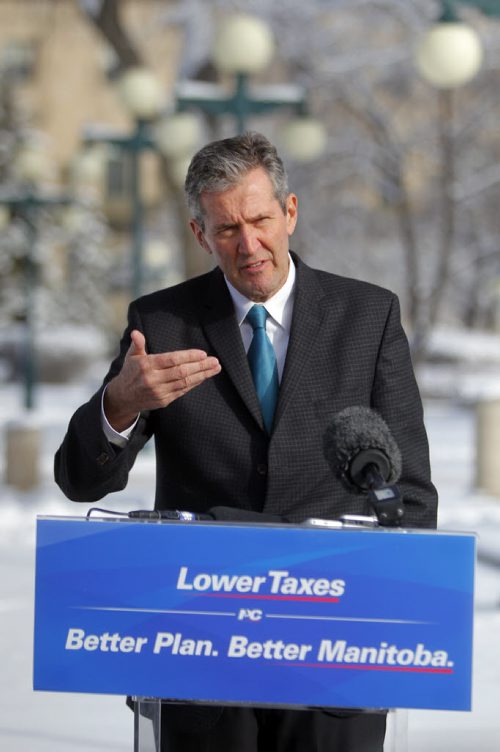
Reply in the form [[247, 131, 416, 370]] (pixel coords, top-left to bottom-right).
[[224, 254, 296, 382]]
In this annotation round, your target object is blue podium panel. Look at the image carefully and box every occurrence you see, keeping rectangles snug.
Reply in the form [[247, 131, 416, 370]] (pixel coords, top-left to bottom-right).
[[33, 517, 475, 711]]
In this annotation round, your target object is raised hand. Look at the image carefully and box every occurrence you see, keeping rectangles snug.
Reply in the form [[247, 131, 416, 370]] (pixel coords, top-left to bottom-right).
[[103, 330, 221, 432]]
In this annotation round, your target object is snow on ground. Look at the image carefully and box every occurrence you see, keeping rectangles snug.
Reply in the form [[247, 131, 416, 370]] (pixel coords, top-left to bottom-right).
[[406, 400, 500, 752], [1, 376, 500, 750]]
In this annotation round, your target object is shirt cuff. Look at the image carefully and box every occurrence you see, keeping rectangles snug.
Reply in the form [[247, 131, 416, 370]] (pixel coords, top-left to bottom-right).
[[101, 385, 140, 448]]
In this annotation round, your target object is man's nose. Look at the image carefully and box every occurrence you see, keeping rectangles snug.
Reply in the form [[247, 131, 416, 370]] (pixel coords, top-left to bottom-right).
[[238, 225, 260, 255]]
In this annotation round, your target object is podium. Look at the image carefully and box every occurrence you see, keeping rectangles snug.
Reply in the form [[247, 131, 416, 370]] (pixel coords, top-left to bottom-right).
[[33, 515, 475, 750], [131, 698, 408, 751]]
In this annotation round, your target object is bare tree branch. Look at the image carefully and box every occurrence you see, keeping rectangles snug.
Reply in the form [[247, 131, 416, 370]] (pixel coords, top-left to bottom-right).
[[78, 0, 142, 73]]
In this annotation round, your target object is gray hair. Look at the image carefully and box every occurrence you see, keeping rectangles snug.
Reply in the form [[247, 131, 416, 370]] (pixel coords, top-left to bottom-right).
[[184, 132, 289, 229]]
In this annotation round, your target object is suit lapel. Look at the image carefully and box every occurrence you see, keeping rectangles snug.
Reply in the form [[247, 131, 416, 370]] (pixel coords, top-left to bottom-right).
[[273, 257, 327, 430], [198, 269, 264, 429]]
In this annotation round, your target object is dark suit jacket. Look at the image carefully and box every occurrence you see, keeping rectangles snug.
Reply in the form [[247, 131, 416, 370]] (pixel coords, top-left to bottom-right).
[[55, 253, 437, 528]]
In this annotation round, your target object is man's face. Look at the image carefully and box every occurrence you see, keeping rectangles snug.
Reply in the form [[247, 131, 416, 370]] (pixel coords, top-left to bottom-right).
[[190, 167, 298, 302]]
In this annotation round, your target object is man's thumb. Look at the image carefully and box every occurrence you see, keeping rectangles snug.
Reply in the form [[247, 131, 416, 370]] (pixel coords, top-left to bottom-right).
[[128, 329, 147, 357]]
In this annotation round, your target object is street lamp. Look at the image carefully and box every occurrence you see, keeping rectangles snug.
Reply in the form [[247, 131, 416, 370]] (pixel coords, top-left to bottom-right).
[[422, 2, 500, 497], [0, 142, 72, 411], [415, 1, 500, 88], [81, 67, 203, 298], [82, 67, 165, 300], [170, 13, 326, 160], [412, 0, 500, 342]]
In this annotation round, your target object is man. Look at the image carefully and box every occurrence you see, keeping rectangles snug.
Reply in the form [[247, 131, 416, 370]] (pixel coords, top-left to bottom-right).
[[55, 132, 437, 751]]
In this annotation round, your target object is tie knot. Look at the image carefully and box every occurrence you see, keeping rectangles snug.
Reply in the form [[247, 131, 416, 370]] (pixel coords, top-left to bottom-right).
[[246, 305, 268, 331]]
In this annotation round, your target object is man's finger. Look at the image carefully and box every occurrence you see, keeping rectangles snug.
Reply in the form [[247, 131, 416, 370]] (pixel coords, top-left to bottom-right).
[[160, 359, 222, 403], [127, 329, 147, 358], [176, 357, 222, 385], [154, 356, 221, 393], [149, 349, 218, 371]]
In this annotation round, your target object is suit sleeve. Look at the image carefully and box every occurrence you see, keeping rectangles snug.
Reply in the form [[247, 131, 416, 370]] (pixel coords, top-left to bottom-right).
[[371, 294, 438, 528], [54, 304, 152, 502]]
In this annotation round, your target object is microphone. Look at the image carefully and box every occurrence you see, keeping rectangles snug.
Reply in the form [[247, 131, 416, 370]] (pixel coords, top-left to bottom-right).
[[127, 507, 284, 524], [128, 510, 212, 521], [323, 406, 404, 526]]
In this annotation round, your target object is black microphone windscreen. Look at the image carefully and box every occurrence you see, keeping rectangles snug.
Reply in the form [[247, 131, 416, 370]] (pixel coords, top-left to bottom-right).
[[323, 406, 402, 486]]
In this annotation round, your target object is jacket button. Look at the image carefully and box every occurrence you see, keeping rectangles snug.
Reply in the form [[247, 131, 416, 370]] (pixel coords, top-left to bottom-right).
[[256, 463, 267, 476]]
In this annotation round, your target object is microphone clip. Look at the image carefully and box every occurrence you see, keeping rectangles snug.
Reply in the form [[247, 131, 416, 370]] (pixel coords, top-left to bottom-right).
[[367, 485, 404, 527]]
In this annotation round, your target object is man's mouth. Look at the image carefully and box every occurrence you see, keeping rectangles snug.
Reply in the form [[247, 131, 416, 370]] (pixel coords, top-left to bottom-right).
[[242, 260, 266, 272]]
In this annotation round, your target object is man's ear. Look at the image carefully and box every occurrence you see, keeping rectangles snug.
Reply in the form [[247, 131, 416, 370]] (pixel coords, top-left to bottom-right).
[[285, 193, 298, 236], [189, 219, 212, 254]]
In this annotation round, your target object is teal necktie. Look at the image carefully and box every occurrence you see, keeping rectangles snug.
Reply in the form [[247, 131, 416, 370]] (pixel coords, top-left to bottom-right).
[[246, 305, 279, 434]]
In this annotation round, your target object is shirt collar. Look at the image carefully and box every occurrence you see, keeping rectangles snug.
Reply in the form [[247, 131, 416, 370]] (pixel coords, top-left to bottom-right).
[[225, 254, 296, 329]]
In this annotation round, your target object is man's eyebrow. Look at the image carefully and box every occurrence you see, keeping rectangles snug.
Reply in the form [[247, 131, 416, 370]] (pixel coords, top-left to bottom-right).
[[250, 212, 271, 222], [213, 221, 238, 232], [214, 213, 271, 231]]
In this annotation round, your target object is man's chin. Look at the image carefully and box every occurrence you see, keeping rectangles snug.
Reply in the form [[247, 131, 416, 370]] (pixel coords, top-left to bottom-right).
[[234, 272, 284, 302], [241, 282, 272, 303]]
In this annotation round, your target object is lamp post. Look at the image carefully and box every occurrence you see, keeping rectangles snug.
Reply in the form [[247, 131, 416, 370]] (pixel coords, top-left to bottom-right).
[[160, 13, 326, 161], [80, 68, 204, 297], [82, 68, 165, 301], [0, 191, 72, 410], [0, 183, 72, 411], [0, 146, 72, 490], [413, 0, 500, 333], [415, 1, 500, 496]]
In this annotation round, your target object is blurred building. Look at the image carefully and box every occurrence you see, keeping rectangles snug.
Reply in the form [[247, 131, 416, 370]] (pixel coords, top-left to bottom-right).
[[0, 0, 188, 338], [0, 0, 179, 169]]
